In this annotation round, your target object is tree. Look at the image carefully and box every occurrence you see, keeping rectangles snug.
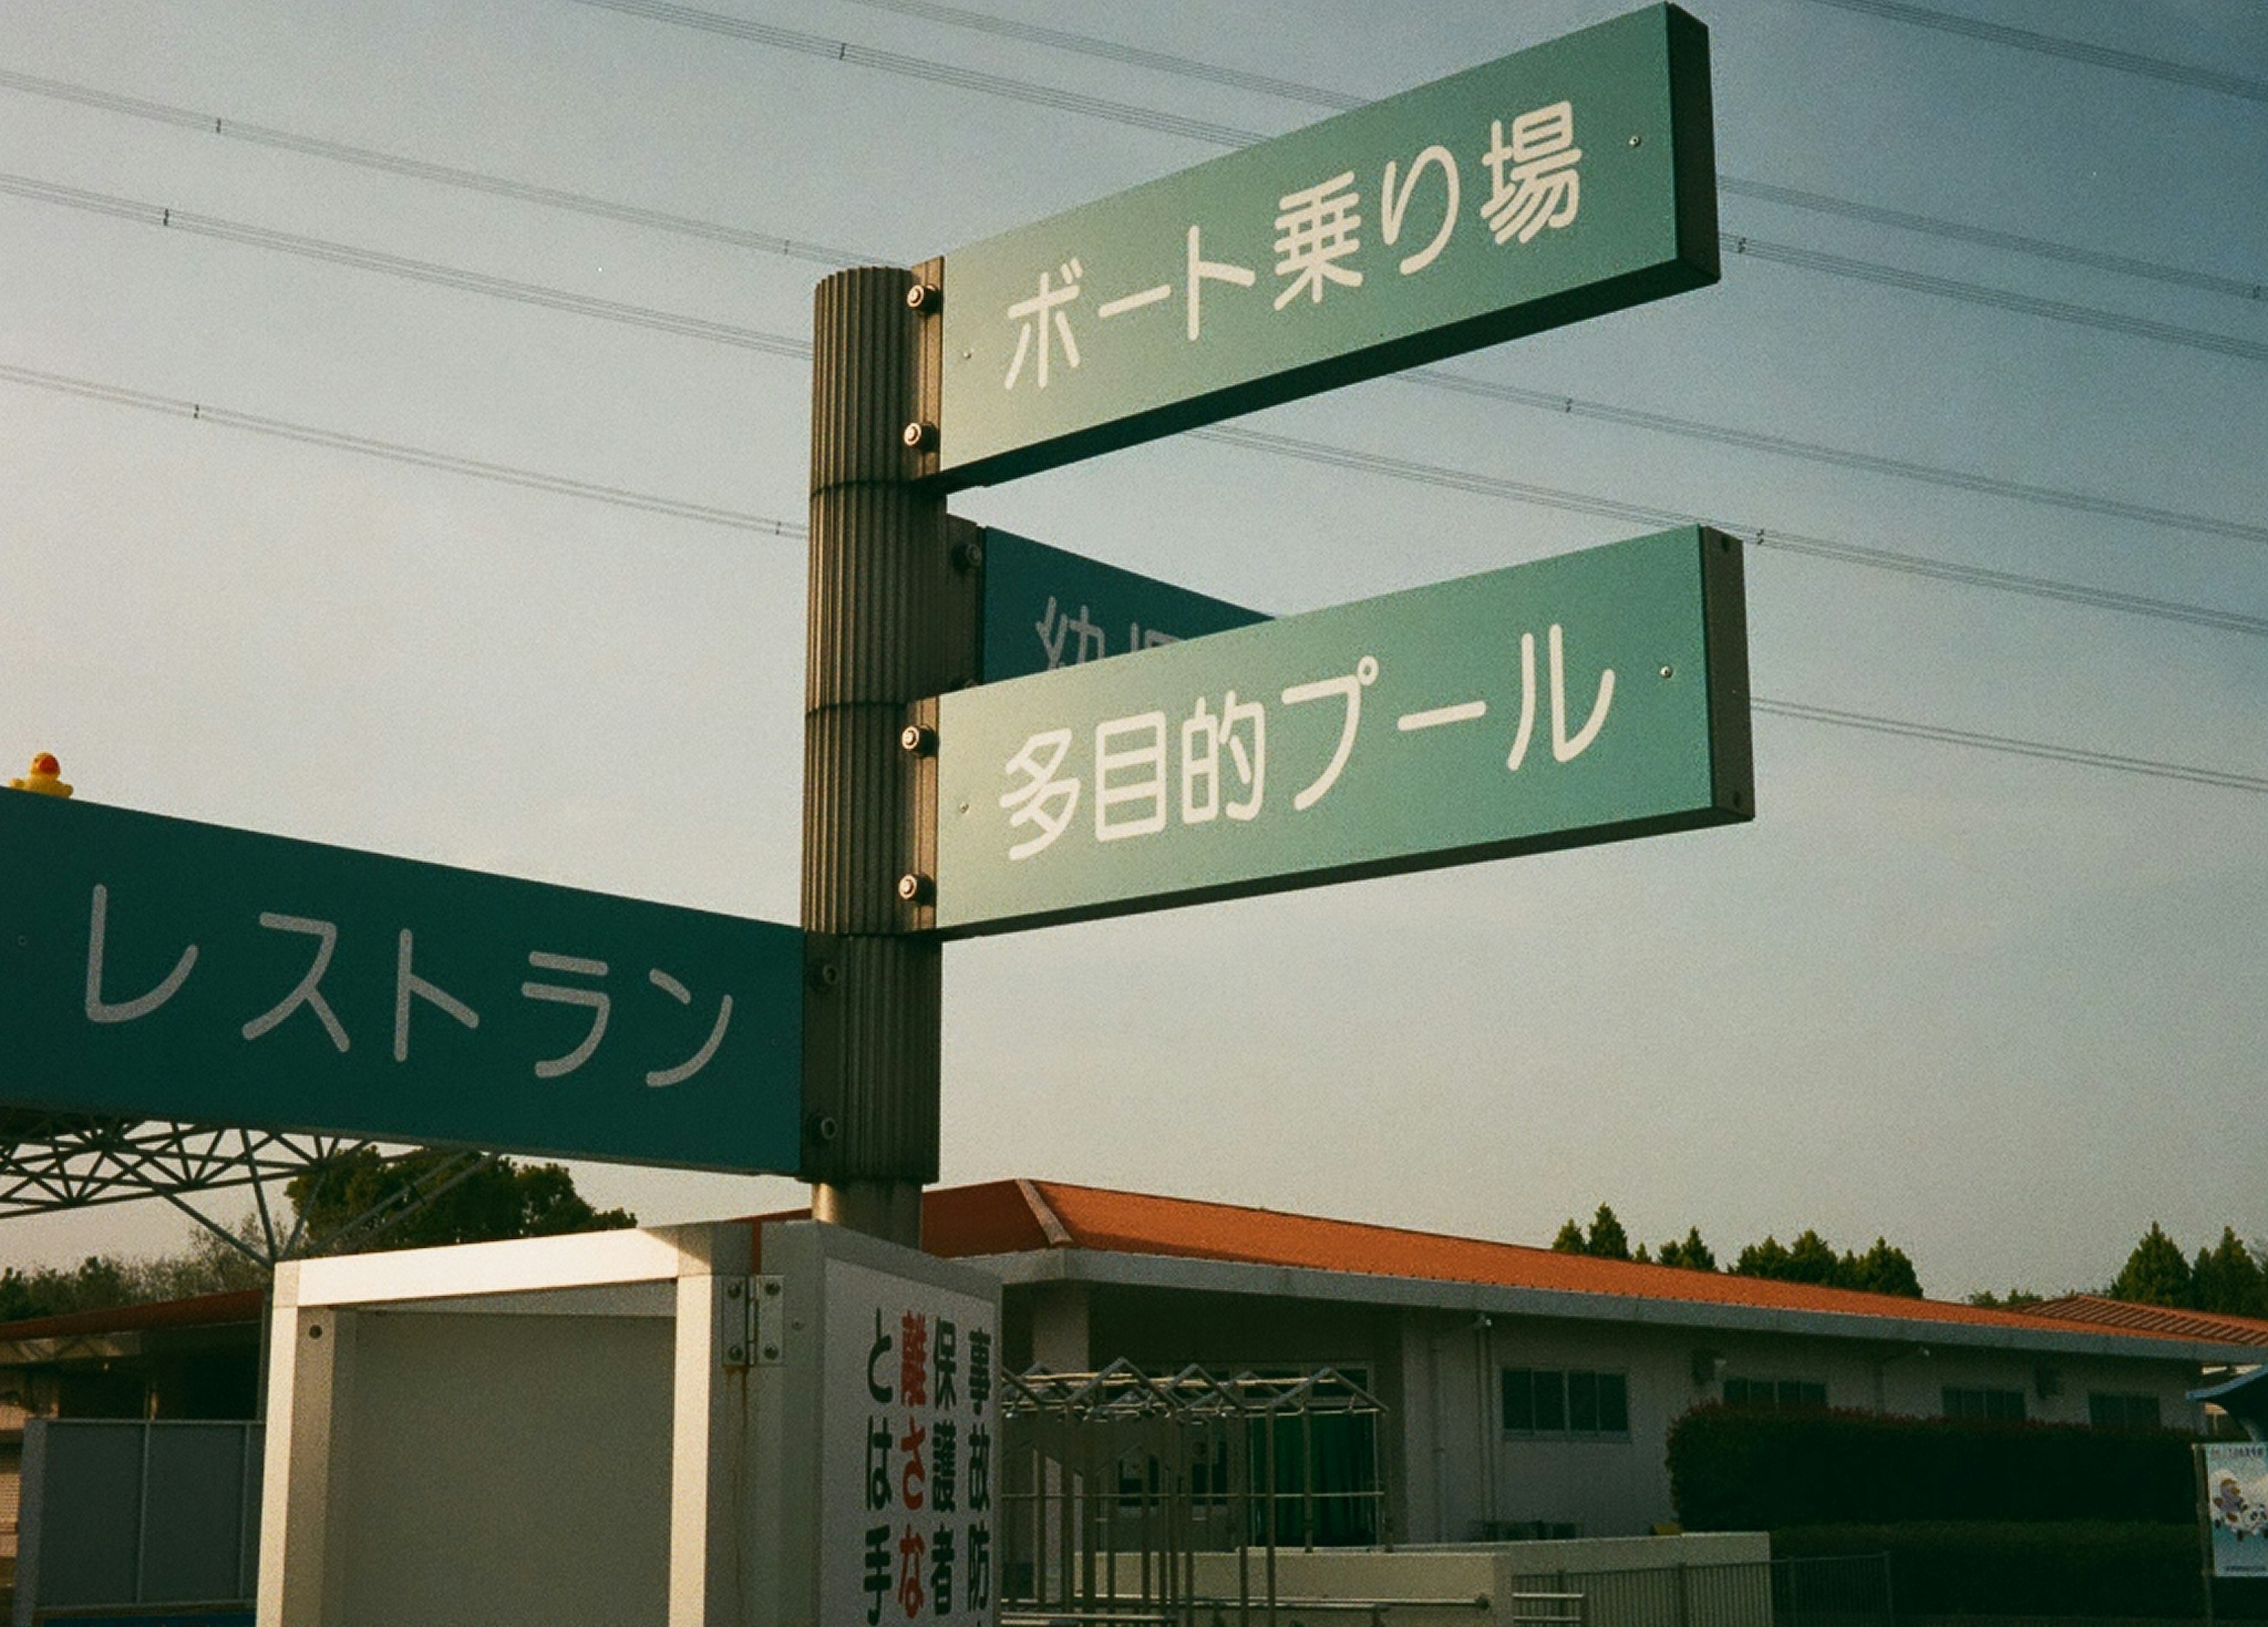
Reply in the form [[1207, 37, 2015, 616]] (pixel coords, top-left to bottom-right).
[[1657, 1226, 1717, 1272], [1966, 1287, 2044, 1310], [1585, 1203, 1631, 1261], [1550, 1218, 1588, 1254], [2191, 1227, 2268, 1318], [2108, 1222, 2193, 1307], [1733, 1229, 1924, 1299], [1845, 1237, 1922, 1299], [285, 1149, 634, 1251]]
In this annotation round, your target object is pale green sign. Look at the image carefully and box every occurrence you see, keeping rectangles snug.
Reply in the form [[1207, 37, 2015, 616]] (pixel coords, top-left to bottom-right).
[[936, 4, 1716, 487], [934, 527, 1751, 934], [980, 528, 1266, 683], [0, 795, 803, 1170]]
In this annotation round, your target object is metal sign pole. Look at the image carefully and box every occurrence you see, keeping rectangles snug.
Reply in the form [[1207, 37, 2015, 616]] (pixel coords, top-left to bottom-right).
[[801, 262, 963, 1246]]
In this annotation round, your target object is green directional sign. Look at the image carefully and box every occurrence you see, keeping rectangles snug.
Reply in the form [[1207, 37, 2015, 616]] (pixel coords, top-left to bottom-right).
[[933, 4, 1716, 488], [0, 795, 802, 1171], [932, 526, 1750, 935], [980, 527, 1266, 683]]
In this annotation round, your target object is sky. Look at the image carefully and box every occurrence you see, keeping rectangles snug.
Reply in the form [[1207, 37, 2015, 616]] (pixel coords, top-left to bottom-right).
[[1, 0, 2262, 1301]]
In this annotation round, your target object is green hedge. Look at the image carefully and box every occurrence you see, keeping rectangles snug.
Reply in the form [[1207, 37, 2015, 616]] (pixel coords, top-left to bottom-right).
[[1775, 1522, 2268, 1618], [1668, 1404, 2194, 1529]]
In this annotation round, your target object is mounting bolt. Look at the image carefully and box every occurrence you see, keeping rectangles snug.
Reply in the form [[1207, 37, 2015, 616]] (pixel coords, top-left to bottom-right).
[[1660, 665, 1674, 679], [726, 1280, 744, 1300], [1629, 133, 1643, 147], [762, 1344, 781, 1360], [806, 1111, 840, 1143], [763, 1280, 781, 1297], [901, 723, 937, 756], [807, 959, 841, 990], [906, 281, 941, 313], [897, 872, 934, 904], [950, 537, 986, 573], [902, 420, 937, 451], [726, 1344, 745, 1364]]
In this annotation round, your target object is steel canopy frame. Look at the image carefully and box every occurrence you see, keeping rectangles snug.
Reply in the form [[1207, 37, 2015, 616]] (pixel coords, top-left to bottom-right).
[[0, 1108, 496, 1265]]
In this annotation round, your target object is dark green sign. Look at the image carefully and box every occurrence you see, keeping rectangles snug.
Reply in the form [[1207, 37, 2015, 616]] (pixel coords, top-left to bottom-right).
[[934, 4, 1716, 487], [0, 795, 802, 1170], [933, 527, 1750, 935], [980, 528, 1266, 683]]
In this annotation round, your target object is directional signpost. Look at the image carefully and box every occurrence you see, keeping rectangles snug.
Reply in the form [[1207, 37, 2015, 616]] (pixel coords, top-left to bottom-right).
[[977, 527, 1265, 683], [930, 4, 1715, 487], [930, 526, 1748, 934], [0, 793, 801, 1170]]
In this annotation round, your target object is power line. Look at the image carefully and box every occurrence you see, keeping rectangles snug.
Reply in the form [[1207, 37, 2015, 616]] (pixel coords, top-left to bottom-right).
[[18, 151, 2250, 556], [1396, 369, 2268, 547], [0, 171, 814, 360], [12, 58, 2252, 310], [563, 0, 1262, 148], [1723, 235, 2268, 366], [835, 0, 1365, 109], [1715, 177, 2266, 305], [1754, 698, 2268, 795], [0, 66, 876, 269], [1192, 425, 2268, 639], [15, 356, 2256, 801], [562, 0, 2266, 363], [0, 359, 805, 537], [1794, 0, 2268, 106], [822, 0, 2263, 305]]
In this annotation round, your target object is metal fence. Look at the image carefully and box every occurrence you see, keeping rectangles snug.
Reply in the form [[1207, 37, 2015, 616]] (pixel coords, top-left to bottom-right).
[[12, 1417, 263, 1622], [999, 1361, 1389, 1624]]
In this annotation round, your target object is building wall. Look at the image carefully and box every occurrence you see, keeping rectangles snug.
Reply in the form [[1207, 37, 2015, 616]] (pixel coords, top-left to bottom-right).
[[998, 1274, 2219, 1545]]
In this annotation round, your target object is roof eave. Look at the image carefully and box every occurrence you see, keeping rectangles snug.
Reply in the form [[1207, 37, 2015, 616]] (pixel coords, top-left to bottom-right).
[[961, 1247, 2260, 1364]]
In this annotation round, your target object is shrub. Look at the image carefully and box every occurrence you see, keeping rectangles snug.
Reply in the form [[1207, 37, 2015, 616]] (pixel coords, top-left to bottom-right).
[[1668, 1404, 2193, 1529]]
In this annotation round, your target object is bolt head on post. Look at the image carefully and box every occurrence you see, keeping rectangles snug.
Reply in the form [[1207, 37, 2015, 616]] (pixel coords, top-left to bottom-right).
[[900, 723, 937, 756], [905, 281, 940, 313], [902, 420, 937, 451], [895, 873, 933, 904]]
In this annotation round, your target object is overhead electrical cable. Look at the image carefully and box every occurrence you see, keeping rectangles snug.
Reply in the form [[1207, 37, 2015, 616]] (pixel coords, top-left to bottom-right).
[[1752, 699, 2268, 796], [559, 0, 2266, 359], [1793, 0, 2268, 105], [0, 172, 813, 359], [1395, 369, 2268, 546], [12, 153, 2249, 550], [826, 0, 2263, 304], [0, 66, 874, 268], [1714, 177, 2265, 305], [1192, 425, 2268, 639], [1722, 236, 2268, 365], [5, 160, 2258, 633], [562, 0, 1262, 148], [10, 59, 2251, 307], [0, 360, 803, 536]]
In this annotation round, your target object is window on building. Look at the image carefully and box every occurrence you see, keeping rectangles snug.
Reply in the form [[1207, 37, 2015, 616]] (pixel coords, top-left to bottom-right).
[[2088, 1391, 2162, 1431], [1943, 1385, 2026, 1423], [1501, 1368, 1628, 1437], [1722, 1377, 1826, 1411]]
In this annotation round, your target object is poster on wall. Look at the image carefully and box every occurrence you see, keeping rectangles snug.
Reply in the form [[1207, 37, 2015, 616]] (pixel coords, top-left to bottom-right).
[[2205, 1442, 2268, 1578], [822, 1255, 1001, 1625]]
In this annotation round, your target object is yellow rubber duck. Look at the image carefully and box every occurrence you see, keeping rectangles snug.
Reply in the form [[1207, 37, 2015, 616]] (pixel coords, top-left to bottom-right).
[[6, 753, 72, 798]]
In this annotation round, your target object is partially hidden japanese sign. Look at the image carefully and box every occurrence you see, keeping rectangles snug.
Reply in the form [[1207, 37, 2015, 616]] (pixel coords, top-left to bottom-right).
[[934, 4, 1716, 488], [0, 794, 801, 1170], [820, 1249, 1001, 1625], [933, 526, 1751, 935], [980, 527, 1266, 684], [2206, 1443, 2268, 1577]]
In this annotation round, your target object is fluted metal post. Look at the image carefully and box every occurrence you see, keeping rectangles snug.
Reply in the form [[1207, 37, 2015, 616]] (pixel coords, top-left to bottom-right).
[[801, 261, 962, 1248]]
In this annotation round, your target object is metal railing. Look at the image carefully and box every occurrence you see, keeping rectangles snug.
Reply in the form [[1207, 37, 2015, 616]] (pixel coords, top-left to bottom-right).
[[999, 1361, 1390, 1626]]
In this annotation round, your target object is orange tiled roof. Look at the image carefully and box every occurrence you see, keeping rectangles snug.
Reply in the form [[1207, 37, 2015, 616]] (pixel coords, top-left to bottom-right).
[[909, 1179, 2191, 1341], [2022, 1293, 2268, 1348]]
